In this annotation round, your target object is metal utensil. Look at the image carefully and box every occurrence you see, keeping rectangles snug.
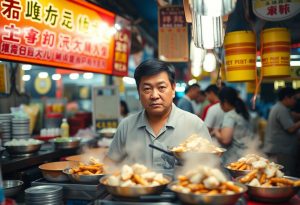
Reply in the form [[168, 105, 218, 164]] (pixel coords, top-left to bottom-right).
[[63, 168, 105, 184], [148, 144, 174, 157], [99, 175, 172, 198], [4, 143, 42, 157], [237, 176, 300, 203], [168, 181, 247, 205], [3, 180, 24, 197], [225, 164, 284, 178], [51, 137, 81, 149]]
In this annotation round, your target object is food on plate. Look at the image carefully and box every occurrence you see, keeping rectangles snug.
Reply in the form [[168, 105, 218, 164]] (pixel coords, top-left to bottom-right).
[[4, 139, 42, 146], [227, 154, 281, 171], [171, 134, 223, 153], [68, 157, 104, 175], [171, 165, 244, 195], [104, 163, 169, 187], [238, 160, 300, 187]]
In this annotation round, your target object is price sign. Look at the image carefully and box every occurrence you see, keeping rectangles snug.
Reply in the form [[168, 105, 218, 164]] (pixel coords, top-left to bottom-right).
[[92, 86, 120, 133]]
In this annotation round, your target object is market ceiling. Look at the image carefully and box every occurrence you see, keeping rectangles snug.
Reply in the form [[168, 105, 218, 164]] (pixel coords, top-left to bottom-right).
[[90, 0, 300, 55]]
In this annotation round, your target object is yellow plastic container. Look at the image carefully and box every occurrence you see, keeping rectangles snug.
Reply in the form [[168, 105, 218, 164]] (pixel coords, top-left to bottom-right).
[[261, 28, 291, 78], [224, 31, 256, 82]]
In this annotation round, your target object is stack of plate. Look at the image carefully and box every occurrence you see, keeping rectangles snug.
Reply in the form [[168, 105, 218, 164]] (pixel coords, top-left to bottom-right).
[[0, 114, 13, 145], [12, 118, 30, 139], [25, 185, 63, 205]]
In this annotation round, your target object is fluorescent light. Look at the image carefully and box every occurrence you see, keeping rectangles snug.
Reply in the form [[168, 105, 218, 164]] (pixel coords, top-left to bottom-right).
[[52, 74, 61, 81], [122, 77, 135, 85], [38, 72, 48, 78], [83, 72, 93, 79], [175, 86, 185, 92], [290, 61, 300, 66], [188, 79, 197, 85], [203, 52, 216, 72], [108, 27, 117, 36], [22, 75, 31, 81], [69, 73, 79, 80], [22, 64, 32, 71], [256, 62, 262, 67], [114, 23, 121, 31]]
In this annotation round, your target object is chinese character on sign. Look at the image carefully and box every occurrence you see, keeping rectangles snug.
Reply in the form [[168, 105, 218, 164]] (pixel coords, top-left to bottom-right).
[[77, 14, 90, 33], [1, 0, 22, 20], [267, 5, 277, 15], [72, 38, 83, 53], [24, 0, 42, 22], [41, 29, 56, 48], [24, 27, 40, 45], [2, 23, 21, 43], [44, 3, 59, 27], [279, 4, 290, 14], [58, 34, 71, 51], [60, 9, 74, 31]]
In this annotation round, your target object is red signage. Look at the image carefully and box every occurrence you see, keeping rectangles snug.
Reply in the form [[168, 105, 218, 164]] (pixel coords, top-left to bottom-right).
[[0, 0, 130, 76]]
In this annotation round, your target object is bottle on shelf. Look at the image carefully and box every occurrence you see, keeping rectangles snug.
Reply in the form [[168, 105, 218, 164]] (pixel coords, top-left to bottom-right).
[[60, 118, 69, 138]]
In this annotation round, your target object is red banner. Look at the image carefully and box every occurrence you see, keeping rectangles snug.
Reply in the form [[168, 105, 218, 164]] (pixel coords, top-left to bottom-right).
[[0, 0, 129, 76], [112, 16, 131, 76]]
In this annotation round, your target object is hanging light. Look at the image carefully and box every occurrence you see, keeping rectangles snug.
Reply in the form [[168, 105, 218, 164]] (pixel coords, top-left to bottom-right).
[[190, 0, 237, 17], [190, 40, 205, 77], [203, 50, 216, 72], [191, 14, 224, 49]]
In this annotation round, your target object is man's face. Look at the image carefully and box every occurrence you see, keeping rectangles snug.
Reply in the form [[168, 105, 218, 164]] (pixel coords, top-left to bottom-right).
[[138, 72, 175, 117], [190, 87, 201, 100], [287, 95, 297, 108], [205, 91, 215, 103]]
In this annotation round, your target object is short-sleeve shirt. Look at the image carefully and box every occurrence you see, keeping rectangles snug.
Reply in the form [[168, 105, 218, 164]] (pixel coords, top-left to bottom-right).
[[107, 103, 211, 175], [204, 103, 224, 129], [221, 110, 253, 165], [263, 102, 297, 155], [177, 95, 194, 113]]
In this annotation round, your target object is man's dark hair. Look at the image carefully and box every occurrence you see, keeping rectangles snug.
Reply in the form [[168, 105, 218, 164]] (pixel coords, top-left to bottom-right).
[[185, 83, 200, 94], [204, 84, 219, 95], [134, 59, 175, 88], [199, 90, 206, 96], [278, 87, 296, 101]]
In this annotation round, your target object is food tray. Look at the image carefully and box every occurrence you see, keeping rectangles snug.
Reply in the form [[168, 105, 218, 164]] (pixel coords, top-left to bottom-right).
[[32, 178, 107, 200]]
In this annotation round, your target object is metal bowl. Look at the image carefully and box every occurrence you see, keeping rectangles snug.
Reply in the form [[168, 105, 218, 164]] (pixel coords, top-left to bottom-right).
[[4, 143, 42, 157], [225, 164, 284, 178], [99, 175, 172, 198], [172, 148, 227, 161], [39, 161, 79, 182], [63, 168, 105, 184], [98, 128, 117, 138], [238, 176, 300, 203], [51, 137, 81, 149], [168, 181, 247, 205], [3, 180, 24, 197]]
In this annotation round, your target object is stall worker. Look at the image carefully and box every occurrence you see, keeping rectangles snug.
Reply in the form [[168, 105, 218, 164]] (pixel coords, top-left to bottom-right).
[[105, 59, 211, 175]]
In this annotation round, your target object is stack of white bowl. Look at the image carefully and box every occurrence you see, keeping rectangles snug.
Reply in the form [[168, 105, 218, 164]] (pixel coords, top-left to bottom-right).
[[12, 118, 30, 139], [25, 185, 63, 205], [0, 114, 13, 145]]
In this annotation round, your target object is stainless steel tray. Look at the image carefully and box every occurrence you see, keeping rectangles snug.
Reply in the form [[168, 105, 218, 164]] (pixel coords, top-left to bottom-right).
[[32, 178, 107, 200]]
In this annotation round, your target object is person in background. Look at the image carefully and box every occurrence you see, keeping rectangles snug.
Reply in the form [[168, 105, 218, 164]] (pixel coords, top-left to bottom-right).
[[204, 96, 225, 134], [212, 87, 253, 165], [105, 59, 211, 175], [120, 100, 129, 120], [192, 90, 210, 117], [201, 84, 220, 120], [177, 83, 201, 114], [263, 87, 300, 176]]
